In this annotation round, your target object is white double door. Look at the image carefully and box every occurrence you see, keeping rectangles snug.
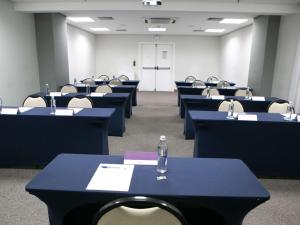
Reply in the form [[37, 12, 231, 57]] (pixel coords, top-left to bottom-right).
[[140, 43, 173, 91]]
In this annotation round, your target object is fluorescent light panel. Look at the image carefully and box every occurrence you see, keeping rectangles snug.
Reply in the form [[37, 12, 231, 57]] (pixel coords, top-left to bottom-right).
[[90, 28, 110, 31], [220, 18, 248, 24], [148, 27, 166, 32], [68, 17, 95, 23], [205, 29, 225, 33]]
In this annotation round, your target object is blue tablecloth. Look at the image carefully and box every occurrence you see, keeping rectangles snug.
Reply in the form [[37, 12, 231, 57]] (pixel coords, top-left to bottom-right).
[[182, 95, 283, 139], [177, 86, 249, 106], [26, 154, 269, 225], [190, 110, 300, 178], [175, 81, 236, 87], [34, 92, 128, 137], [0, 108, 114, 167]]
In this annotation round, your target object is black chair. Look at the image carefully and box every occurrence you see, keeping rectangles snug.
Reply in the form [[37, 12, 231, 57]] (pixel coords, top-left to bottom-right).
[[91, 196, 188, 225]]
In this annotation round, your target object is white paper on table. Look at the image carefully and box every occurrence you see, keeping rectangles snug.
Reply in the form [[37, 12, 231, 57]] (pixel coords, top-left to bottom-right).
[[251, 96, 265, 101], [210, 81, 219, 84], [109, 84, 117, 87], [76, 83, 86, 87], [86, 164, 134, 192], [54, 109, 74, 116], [238, 114, 258, 121], [0, 108, 19, 115], [91, 93, 106, 97], [298, 116, 300, 122], [281, 113, 298, 120], [50, 92, 62, 97], [124, 159, 158, 165], [211, 95, 225, 100], [61, 93, 69, 96], [68, 107, 83, 114], [94, 79, 102, 82], [225, 86, 236, 89], [18, 107, 33, 113]]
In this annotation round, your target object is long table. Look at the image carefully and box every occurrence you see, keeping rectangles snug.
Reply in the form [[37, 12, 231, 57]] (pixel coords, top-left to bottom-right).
[[175, 81, 236, 87], [26, 154, 269, 225], [190, 110, 300, 178], [0, 108, 114, 167], [182, 95, 283, 139], [34, 92, 128, 136], [177, 86, 250, 106]]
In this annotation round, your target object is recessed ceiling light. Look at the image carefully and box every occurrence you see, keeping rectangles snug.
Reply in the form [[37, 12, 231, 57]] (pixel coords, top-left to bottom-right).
[[90, 28, 110, 31], [148, 27, 166, 32], [67, 17, 95, 23], [220, 18, 248, 24], [205, 29, 225, 33]]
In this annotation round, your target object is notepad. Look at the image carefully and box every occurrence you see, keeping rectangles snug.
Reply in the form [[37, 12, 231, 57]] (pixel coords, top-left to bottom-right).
[[1, 108, 19, 115], [251, 96, 265, 101], [124, 151, 158, 165], [18, 107, 33, 113], [54, 109, 74, 116], [68, 107, 83, 114], [109, 84, 117, 87], [61, 93, 69, 96], [238, 114, 258, 121], [50, 92, 62, 97], [76, 83, 86, 87], [91, 93, 106, 97], [211, 95, 225, 100], [298, 116, 300, 122], [281, 113, 297, 120], [86, 164, 134, 192]]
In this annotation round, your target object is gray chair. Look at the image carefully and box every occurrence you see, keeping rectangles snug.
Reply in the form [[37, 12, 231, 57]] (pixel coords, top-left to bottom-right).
[[218, 100, 244, 113], [268, 102, 289, 113], [217, 80, 230, 88], [97, 75, 110, 81], [95, 85, 112, 93], [92, 196, 187, 225], [234, 89, 253, 97], [192, 80, 206, 88], [207, 76, 219, 82], [61, 84, 78, 93], [67, 97, 92, 108], [185, 76, 196, 83], [118, 75, 129, 81], [82, 78, 95, 85], [201, 88, 220, 96], [109, 78, 122, 86], [22, 96, 47, 107]]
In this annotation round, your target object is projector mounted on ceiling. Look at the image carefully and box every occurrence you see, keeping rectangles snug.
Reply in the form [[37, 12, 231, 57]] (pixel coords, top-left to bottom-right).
[[142, 0, 162, 6], [145, 17, 176, 24]]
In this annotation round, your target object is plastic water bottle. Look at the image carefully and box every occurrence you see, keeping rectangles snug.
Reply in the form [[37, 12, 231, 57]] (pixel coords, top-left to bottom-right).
[[206, 86, 211, 98], [245, 87, 251, 100], [74, 78, 77, 85], [50, 96, 56, 114], [0, 97, 2, 114], [86, 84, 90, 95], [226, 99, 235, 119], [45, 83, 50, 96], [157, 135, 168, 174], [285, 101, 295, 121]]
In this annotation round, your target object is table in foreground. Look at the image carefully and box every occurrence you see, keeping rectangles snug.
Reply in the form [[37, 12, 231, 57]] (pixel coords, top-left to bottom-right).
[[190, 110, 300, 178], [182, 95, 283, 139], [0, 108, 114, 167], [26, 154, 269, 225]]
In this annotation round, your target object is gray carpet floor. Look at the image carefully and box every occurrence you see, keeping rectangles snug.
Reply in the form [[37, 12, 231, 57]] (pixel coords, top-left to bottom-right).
[[0, 91, 299, 225]]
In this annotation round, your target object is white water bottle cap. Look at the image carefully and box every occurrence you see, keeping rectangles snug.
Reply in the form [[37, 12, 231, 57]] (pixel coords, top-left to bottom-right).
[[160, 135, 166, 141]]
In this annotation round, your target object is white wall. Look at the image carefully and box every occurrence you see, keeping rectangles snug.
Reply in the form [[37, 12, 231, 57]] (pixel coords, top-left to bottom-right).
[[95, 35, 220, 82], [272, 14, 300, 100], [0, 0, 40, 105], [67, 24, 96, 83], [220, 25, 253, 87]]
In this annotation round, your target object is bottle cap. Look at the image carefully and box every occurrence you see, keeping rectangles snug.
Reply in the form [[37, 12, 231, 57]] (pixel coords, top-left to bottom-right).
[[160, 135, 166, 141]]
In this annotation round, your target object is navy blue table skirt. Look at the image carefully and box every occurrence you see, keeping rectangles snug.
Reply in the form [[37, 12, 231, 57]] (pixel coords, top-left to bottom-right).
[[182, 95, 283, 139], [34, 92, 128, 137], [0, 108, 114, 167], [26, 154, 269, 225], [175, 81, 235, 87], [190, 110, 300, 178]]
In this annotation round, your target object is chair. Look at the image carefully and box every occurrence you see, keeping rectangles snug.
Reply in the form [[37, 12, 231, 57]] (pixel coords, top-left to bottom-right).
[[91, 196, 187, 225], [67, 97, 92, 108], [207, 76, 219, 82], [217, 80, 230, 88], [61, 84, 78, 93], [184, 76, 196, 83], [95, 85, 112, 93], [192, 80, 206, 88], [201, 88, 220, 96], [118, 75, 129, 81], [97, 75, 110, 81], [109, 78, 122, 86], [218, 100, 244, 113], [268, 102, 289, 113], [82, 78, 95, 85], [234, 89, 253, 97], [22, 96, 47, 107]]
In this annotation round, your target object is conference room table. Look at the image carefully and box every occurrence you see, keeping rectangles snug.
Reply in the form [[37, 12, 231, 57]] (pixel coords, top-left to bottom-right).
[[77, 83, 138, 106], [181, 95, 283, 139], [26, 154, 270, 225], [190, 110, 300, 178], [0, 108, 114, 167], [34, 92, 129, 136], [177, 86, 249, 106], [175, 81, 236, 87]]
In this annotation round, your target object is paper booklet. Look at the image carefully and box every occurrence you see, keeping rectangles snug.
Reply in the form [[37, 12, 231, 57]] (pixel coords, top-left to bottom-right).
[[238, 114, 258, 121], [0, 108, 19, 115], [124, 151, 158, 165]]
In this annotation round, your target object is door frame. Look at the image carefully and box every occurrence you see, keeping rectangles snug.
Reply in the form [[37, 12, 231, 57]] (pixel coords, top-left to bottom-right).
[[138, 42, 176, 91]]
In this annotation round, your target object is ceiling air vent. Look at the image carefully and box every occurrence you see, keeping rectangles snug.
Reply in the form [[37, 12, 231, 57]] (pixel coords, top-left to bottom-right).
[[207, 17, 223, 22], [145, 17, 176, 24], [98, 17, 114, 20], [116, 29, 127, 32], [193, 29, 205, 32]]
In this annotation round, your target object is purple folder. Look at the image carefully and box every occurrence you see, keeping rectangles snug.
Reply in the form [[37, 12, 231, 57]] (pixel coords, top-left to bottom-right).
[[124, 151, 158, 165]]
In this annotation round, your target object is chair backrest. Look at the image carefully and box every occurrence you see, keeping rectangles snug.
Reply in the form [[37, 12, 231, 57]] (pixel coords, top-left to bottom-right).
[[268, 102, 289, 113], [184, 76, 196, 83], [61, 84, 78, 93], [23, 96, 47, 107], [207, 76, 219, 82], [192, 80, 206, 88], [201, 88, 220, 96], [92, 196, 187, 225], [97, 75, 110, 81], [95, 85, 112, 93], [218, 100, 244, 113], [234, 89, 253, 97], [118, 75, 129, 81], [217, 80, 230, 88], [67, 97, 92, 108], [82, 78, 95, 85], [109, 79, 122, 86]]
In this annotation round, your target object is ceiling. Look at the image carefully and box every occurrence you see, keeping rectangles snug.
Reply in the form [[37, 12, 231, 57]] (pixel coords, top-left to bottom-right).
[[11, 0, 300, 36]]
